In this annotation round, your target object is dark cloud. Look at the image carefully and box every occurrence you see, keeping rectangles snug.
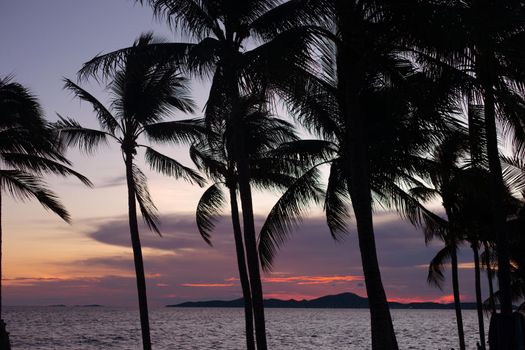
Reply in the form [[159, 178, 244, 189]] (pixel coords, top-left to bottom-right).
[[86, 214, 234, 252], [96, 175, 127, 188]]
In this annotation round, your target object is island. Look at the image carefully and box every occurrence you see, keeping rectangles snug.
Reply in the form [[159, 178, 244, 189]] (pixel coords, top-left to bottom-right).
[[167, 292, 478, 310]]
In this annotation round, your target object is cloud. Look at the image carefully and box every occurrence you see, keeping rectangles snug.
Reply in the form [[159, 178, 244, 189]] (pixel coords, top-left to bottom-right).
[[96, 175, 126, 188]]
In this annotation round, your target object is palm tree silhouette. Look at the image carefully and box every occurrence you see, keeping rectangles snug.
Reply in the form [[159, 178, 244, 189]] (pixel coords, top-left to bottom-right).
[[0, 76, 91, 349], [405, 2, 525, 329], [259, 37, 457, 348], [191, 94, 320, 350], [415, 126, 523, 350], [77, 2, 327, 348], [56, 36, 204, 350], [410, 129, 470, 350]]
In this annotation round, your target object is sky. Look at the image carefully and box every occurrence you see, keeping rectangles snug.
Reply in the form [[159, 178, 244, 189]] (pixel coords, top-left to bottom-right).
[[1, 0, 485, 307]]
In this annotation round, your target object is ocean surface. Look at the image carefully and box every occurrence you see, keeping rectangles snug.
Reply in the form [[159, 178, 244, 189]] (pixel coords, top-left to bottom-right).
[[5, 307, 487, 349]]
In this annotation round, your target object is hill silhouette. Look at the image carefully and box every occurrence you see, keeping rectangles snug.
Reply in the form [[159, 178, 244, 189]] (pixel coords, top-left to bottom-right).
[[167, 292, 477, 310]]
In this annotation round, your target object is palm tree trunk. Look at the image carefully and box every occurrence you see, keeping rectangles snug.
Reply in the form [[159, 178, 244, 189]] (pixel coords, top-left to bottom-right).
[[350, 189, 399, 350], [342, 97, 398, 350], [473, 242, 486, 350], [237, 157, 268, 350], [483, 86, 514, 350], [451, 247, 466, 350], [228, 185, 256, 350], [337, 56, 398, 350], [483, 86, 512, 317], [221, 55, 267, 349], [335, 3, 398, 347], [483, 242, 497, 314], [124, 153, 152, 350]]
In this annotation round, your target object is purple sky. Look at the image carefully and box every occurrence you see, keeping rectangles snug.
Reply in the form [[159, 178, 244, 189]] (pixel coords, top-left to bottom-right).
[[1, 0, 486, 306]]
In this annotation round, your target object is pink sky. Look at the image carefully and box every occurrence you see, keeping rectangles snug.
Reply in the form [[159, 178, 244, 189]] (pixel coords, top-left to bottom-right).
[[1, 0, 484, 306]]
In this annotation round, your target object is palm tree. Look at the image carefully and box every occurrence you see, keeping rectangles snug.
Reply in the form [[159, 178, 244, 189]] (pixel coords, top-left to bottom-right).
[[0, 76, 91, 349], [56, 36, 204, 350], [402, 3, 525, 330], [409, 129, 471, 350], [77, 2, 328, 348], [415, 127, 524, 350], [192, 93, 322, 350], [259, 37, 458, 348]]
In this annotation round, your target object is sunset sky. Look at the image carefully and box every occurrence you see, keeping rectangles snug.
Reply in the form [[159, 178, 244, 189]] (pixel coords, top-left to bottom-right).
[[1, 0, 483, 307]]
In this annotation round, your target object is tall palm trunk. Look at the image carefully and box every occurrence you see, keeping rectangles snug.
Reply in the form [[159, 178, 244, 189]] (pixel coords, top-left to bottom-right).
[[341, 78, 398, 350], [237, 157, 268, 350], [482, 81, 512, 317], [472, 242, 486, 350], [228, 185, 256, 350], [124, 153, 152, 350], [343, 115, 398, 349], [350, 185, 399, 350], [336, 20, 398, 347], [222, 57, 267, 349], [483, 242, 497, 314], [450, 247, 466, 350], [483, 86, 514, 350]]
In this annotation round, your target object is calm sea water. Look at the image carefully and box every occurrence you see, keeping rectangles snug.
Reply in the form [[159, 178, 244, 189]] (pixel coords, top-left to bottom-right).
[[5, 307, 487, 349]]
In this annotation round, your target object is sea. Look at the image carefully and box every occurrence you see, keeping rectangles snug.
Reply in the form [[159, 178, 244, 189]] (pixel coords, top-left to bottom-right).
[[5, 307, 487, 349]]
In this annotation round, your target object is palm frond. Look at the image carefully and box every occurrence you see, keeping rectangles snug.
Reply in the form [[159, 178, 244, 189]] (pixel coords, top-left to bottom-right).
[[195, 183, 225, 245], [427, 245, 453, 290], [54, 114, 112, 154], [63, 78, 120, 133], [144, 146, 205, 186], [144, 118, 204, 145], [1, 153, 92, 187], [110, 58, 196, 125], [0, 170, 70, 223], [78, 36, 193, 81], [249, 0, 333, 41], [324, 160, 350, 239], [259, 167, 324, 271], [189, 142, 227, 181], [132, 165, 160, 234], [269, 139, 337, 167], [501, 155, 525, 196], [380, 182, 448, 243], [142, 0, 220, 40]]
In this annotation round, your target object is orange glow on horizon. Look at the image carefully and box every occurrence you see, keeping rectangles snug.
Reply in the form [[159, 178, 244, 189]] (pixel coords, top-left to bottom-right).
[[388, 294, 458, 304], [180, 283, 235, 288], [263, 275, 363, 284]]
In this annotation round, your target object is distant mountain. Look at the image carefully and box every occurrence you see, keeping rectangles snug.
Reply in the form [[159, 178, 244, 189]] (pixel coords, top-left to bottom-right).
[[167, 292, 477, 310]]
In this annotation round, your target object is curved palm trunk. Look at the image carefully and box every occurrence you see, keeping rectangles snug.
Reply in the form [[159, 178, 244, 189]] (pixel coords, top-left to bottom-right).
[[342, 96, 398, 350], [350, 188, 399, 350], [473, 243, 486, 350], [338, 55, 398, 350], [124, 154, 152, 350], [483, 242, 497, 314], [450, 247, 466, 350], [237, 157, 268, 350], [228, 185, 256, 350], [335, 3, 398, 347]]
